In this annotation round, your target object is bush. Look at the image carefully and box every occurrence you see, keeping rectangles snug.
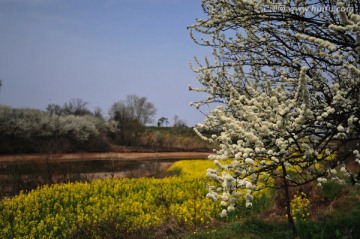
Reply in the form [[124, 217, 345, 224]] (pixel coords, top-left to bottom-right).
[[0, 106, 110, 154]]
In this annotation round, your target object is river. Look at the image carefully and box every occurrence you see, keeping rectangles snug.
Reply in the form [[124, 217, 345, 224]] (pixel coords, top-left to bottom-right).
[[0, 152, 210, 199]]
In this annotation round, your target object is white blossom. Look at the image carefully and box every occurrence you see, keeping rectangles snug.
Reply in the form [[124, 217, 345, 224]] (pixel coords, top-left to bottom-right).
[[227, 204, 236, 212], [245, 158, 255, 165], [189, 0, 360, 220], [220, 209, 227, 218]]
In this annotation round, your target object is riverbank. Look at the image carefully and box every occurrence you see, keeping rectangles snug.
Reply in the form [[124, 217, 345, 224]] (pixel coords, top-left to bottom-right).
[[0, 151, 211, 164]]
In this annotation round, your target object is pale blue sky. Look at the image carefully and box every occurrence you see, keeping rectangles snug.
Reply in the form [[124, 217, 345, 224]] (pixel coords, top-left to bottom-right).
[[0, 0, 210, 126]]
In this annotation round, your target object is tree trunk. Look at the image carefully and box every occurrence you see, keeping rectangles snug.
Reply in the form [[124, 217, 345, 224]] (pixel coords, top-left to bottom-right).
[[281, 164, 298, 238]]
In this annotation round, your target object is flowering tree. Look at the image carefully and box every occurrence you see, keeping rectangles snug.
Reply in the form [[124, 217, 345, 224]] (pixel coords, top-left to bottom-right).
[[0, 106, 107, 153], [189, 0, 360, 236]]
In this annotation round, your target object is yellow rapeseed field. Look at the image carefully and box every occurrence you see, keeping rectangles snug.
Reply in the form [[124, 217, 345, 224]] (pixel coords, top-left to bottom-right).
[[0, 159, 270, 238]]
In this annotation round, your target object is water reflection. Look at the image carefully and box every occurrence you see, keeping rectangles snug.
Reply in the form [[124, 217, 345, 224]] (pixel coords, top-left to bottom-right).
[[0, 159, 175, 199]]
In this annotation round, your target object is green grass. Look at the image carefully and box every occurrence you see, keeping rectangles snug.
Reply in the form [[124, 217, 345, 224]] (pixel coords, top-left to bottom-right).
[[187, 218, 293, 239], [186, 207, 360, 239], [321, 180, 344, 200], [297, 203, 360, 239]]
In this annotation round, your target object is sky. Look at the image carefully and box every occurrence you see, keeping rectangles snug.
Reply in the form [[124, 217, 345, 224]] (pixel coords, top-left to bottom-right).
[[0, 0, 211, 126]]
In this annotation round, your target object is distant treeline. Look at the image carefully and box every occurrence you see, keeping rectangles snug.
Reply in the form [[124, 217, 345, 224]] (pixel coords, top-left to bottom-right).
[[0, 96, 212, 154], [0, 105, 111, 154]]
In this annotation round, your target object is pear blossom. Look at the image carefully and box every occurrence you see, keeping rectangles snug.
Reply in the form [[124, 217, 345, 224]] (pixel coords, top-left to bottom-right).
[[189, 0, 360, 236], [244, 158, 255, 165], [220, 209, 227, 218], [227, 204, 236, 212], [220, 201, 228, 207]]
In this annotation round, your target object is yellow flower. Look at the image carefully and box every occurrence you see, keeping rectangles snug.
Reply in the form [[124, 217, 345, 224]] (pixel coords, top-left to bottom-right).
[[0, 160, 270, 238]]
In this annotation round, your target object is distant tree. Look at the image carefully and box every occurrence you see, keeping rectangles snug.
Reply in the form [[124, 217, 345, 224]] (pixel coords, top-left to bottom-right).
[[94, 107, 103, 119], [62, 98, 92, 116], [109, 95, 157, 145], [46, 98, 93, 116], [173, 115, 188, 128], [109, 95, 156, 125], [127, 95, 157, 125], [46, 104, 62, 116], [157, 117, 169, 127]]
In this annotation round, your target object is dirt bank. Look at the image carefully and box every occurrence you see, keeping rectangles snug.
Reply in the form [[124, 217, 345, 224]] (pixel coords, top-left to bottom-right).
[[0, 152, 211, 164]]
